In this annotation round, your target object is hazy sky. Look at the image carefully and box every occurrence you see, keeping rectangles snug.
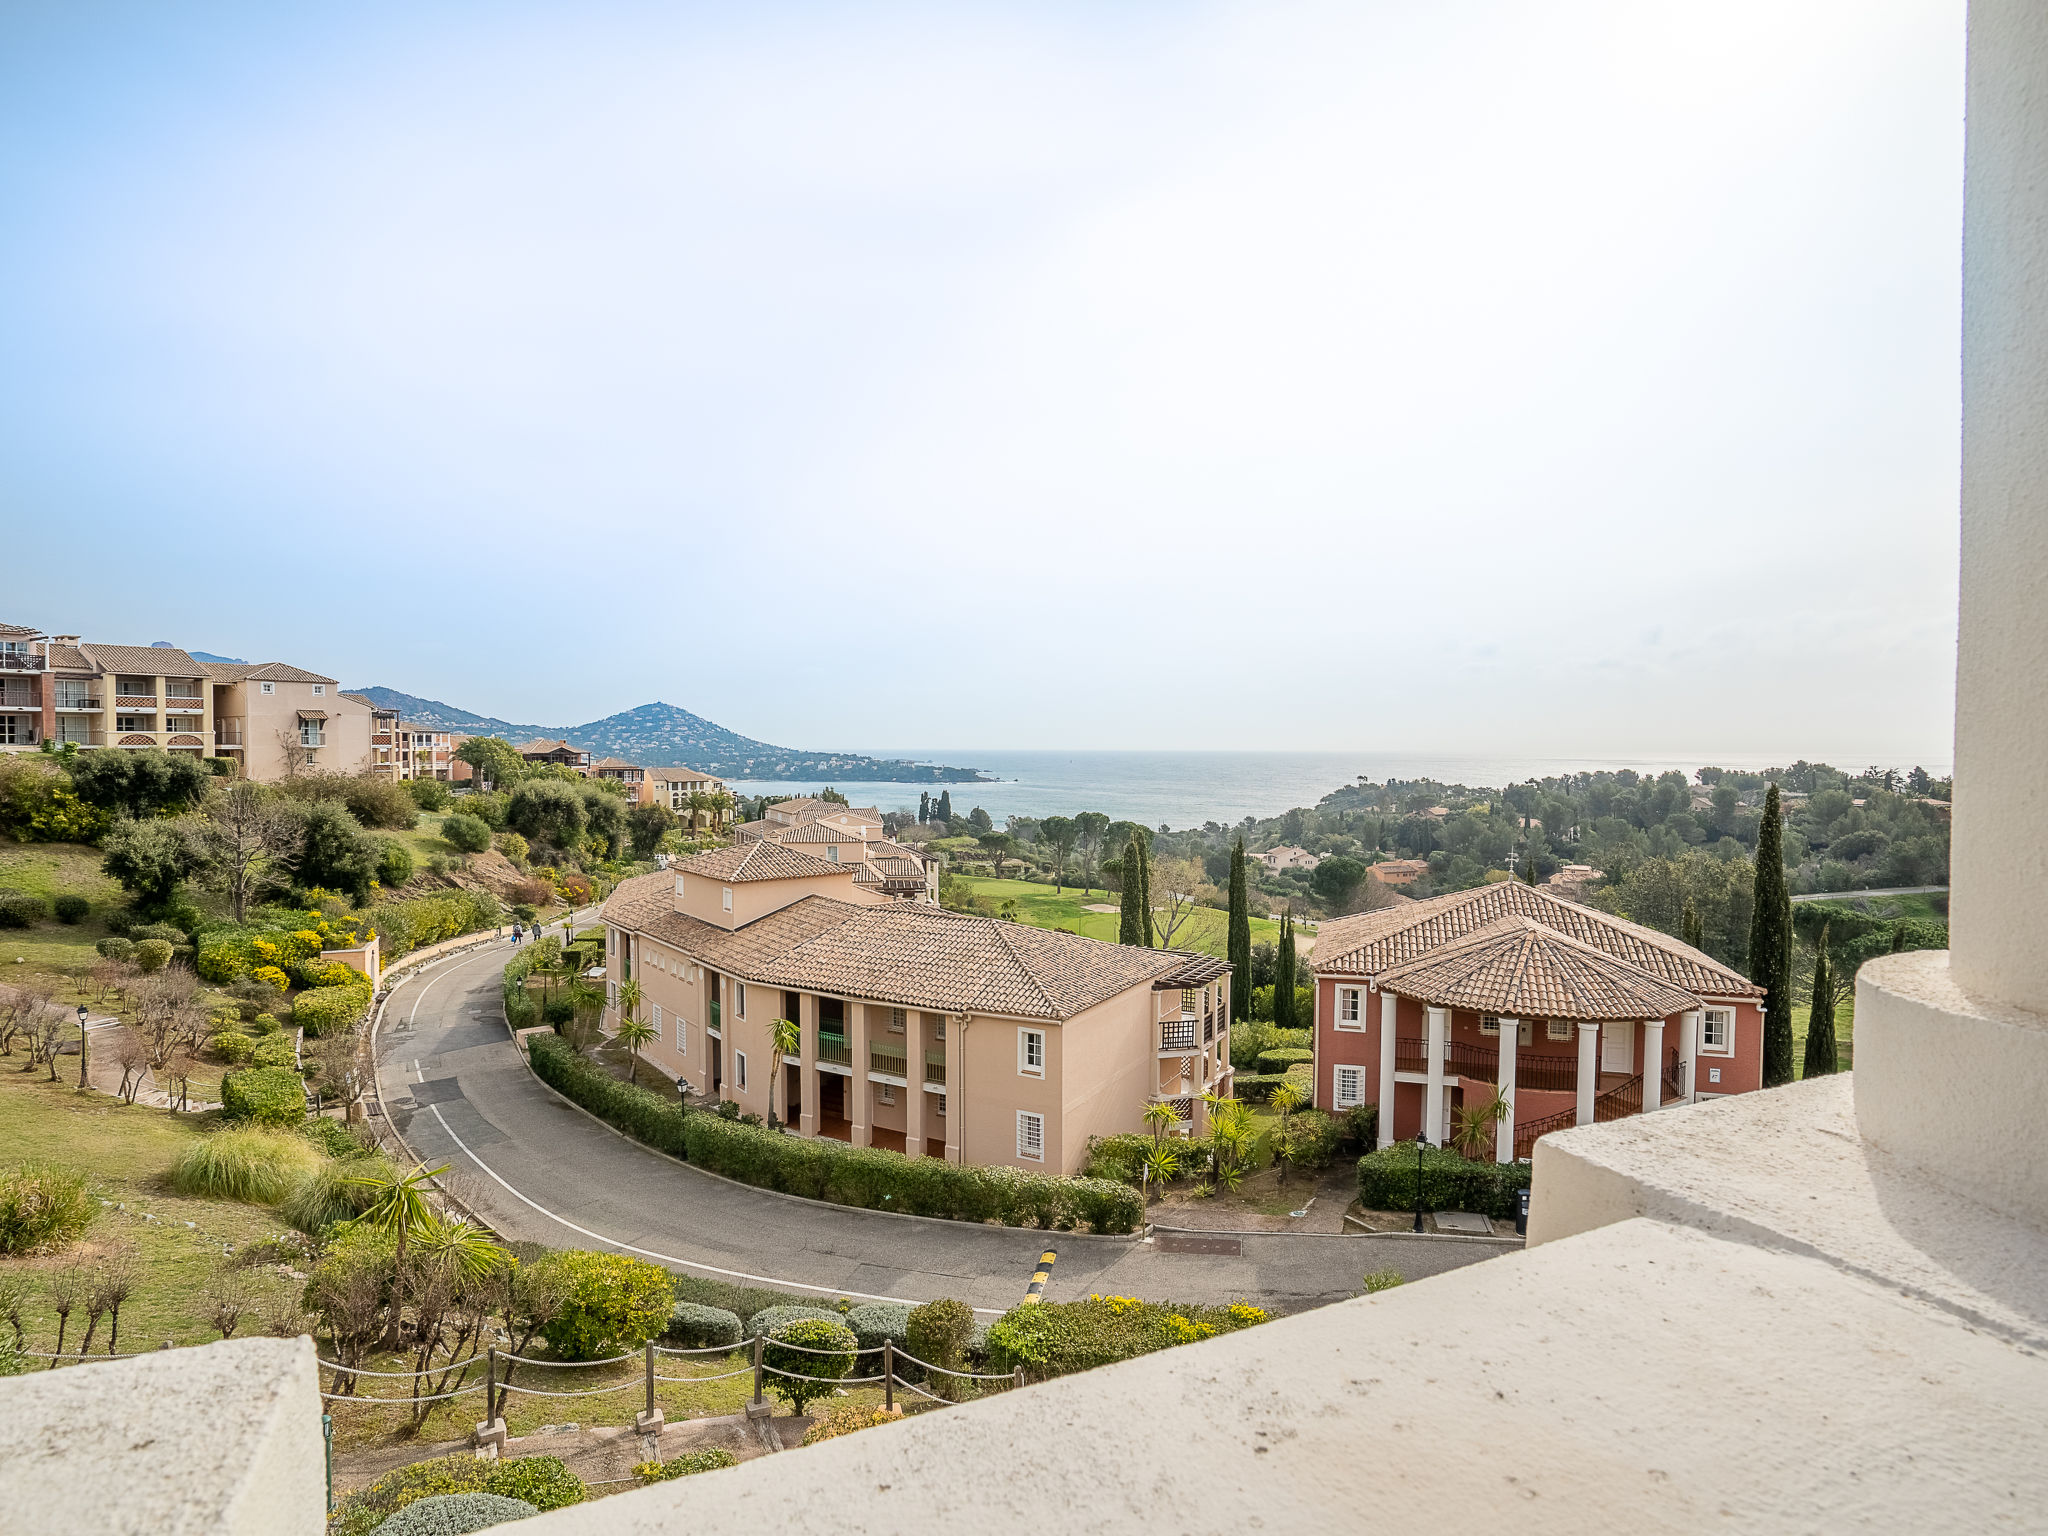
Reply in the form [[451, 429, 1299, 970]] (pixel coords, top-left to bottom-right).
[[0, 1, 1964, 767]]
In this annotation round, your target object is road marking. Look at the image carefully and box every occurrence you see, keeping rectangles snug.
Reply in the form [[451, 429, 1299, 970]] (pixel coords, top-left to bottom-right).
[[424, 1103, 1005, 1315], [1022, 1248, 1057, 1304]]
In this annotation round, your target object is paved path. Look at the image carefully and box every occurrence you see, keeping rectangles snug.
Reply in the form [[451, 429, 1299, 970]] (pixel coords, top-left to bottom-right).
[[373, 942, 1504, 1315], [1790, 885, 1948, 903]]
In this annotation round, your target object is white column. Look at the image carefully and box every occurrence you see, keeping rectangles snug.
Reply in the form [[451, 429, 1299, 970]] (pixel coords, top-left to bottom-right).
[[1576, 1020, 1601, 1127], [1424, 1007, 1448, 1146], [797, 994, 817, 1137], [944, 1016, 965, 1164], [1376, 989, 1398, 1150], [849, 1001, 871, 1148], [903, 1015, 927, 1158], [1679, 1009, 1700, 1104], [1495, 1017, 1518, 1163], [1642, 1019, 1665, 1113]]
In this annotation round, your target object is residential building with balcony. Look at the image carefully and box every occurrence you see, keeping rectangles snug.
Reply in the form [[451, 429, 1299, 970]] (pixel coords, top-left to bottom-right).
[[516, 737, 591, 773], [600, 841, 1231, 1170], [2, 632, 215, 757], [648, 766, 729, 826], [591, 756, 648, 801], [1258, 843, 1320, 872], [732, 798, 939, 902], [1312, 879, 1763, 1160], [399, 725, 455, 781], [356, 698, 401, 778], [0, 621, 50, 750], [209, 663, 372, 781]]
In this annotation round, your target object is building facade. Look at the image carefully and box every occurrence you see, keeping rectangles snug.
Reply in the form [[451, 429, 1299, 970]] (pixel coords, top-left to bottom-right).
[[600, 847, 1231, 1173], [209, 663, 373, 780], [1312, 879, 1763, 1161], [730, 798, 939, 902]]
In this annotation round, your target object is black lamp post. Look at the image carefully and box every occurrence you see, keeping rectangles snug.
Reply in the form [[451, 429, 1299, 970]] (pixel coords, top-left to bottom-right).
[[1412, 1130, 1429, 1233], [76, 1003, 90, 1088]]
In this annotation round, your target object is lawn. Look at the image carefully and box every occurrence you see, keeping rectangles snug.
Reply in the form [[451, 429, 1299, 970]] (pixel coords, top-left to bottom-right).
[[1788, 996, 1855, 1076], [949, 876, 1282, 958]]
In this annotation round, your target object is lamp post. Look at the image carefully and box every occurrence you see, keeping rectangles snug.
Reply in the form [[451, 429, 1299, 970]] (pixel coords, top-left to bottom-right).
[[76, 1003, 89, 1089], [1412, 1130, 1428, 1234]]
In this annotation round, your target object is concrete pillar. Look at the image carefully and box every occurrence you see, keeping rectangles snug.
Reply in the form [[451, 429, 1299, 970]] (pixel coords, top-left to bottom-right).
[[1495, 1017, 1518, 1163], [797, 993, 816, 1138], [1424, 1007, 1448, 1146], [904, 1015, 927, 1158], [1679, 1009, 1700, 1104], [1642, 1020, 1665, 1112], [1576, 1020, 1600, 1127], [849, 1000, 870, 1148], [1376, 989, 1398, 1150], [944, 1016, 965, 1163]]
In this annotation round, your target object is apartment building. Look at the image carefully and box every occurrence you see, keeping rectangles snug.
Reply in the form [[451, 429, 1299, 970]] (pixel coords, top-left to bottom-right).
[[400, 726, 456, 781], [591, 757, 648, 800], [731, 797, 938, 902], [0, 622, 49, 750], [517, 738, 592, 773], [648, 767, 729, 826], [359, 699, 401, 778], [1312, 879, 1764, 1161], [600, 845, 1231, 1172], [0, 630, 216, 757], [209, 664, 373, 780]]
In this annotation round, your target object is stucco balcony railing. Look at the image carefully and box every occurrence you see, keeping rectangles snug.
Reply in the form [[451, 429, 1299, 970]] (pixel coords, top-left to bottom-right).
[[869, 1043, 909, 1080], [816, 1032, 851, 1068], [924, 1049, 946, 1085]]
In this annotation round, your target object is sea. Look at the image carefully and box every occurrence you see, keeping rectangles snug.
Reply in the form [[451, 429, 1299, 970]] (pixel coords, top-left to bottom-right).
[[717, 748, 1943, 831]]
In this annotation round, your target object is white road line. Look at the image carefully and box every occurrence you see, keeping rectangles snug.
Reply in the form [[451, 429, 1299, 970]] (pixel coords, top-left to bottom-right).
[[424, 1103, 1003, 1315]]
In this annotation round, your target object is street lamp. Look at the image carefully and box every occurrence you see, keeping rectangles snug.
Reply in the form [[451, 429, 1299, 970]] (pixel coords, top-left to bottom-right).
[[1412, 1130, 1429, 1234], [76, 1003, 90, 1089]]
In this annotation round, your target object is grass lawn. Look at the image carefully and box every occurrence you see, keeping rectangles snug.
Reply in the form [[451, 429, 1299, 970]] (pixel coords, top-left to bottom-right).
[[949, 876, 1281, 958], [1788, 996, 1855, 1076]]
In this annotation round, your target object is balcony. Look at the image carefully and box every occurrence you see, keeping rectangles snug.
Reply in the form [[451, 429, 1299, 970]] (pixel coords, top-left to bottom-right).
[[54, 696, 100, 712], [53, 728, 105, 747], [0, 652, 46, 672], [215, 719, 245, 747], [298, 732, 325, 748], [1160, 1017, 1199, 1053], [923, 1048, 946, 1085], [114, 694, 158, 710], [0, 689, 35, 710], [816, 1031, 851, 1068], [708, 998, 721, 1035], [869, 1042, 909, 1081], [0, 723, 41, 746]]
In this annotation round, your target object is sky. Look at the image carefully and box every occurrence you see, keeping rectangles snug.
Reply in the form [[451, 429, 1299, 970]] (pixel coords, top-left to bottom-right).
[[0, 0, 1965, 768]]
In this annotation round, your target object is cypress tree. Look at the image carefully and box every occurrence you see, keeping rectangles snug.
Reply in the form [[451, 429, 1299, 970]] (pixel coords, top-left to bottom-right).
[[1750, 783, 1796, 1087], [1118, 834, 1143, 946], [918, 791, 930, 824], [1228, 838, 1252, 1022], [1137, 835, 1154, 947], [1681, 899, 1703, 952], [937, 790, 953, 825], [1273, 911, 1298, 1031], [1803, 919, 1839, 1078]]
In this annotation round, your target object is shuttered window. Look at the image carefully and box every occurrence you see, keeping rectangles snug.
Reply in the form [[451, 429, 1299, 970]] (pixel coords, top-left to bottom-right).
[[1016, 1111, 1044, 1161]]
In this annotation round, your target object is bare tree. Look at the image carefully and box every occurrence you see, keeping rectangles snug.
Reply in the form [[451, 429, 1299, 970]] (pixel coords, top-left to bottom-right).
[[113, 1041, 148, 1104], [0, 1271, 29, 1349], [204, 1269, 257, 1340], [95, 1250, 139, 1354], [87, 959, 126, 1006], [1150, 857, 1208, 951], [47, 1261, 87, 1361], [188, 781, 300, 922], [21, 998, 68, 1082], [0, 979, 55, 1060], [129, 971, 203, 1071], [274, 728, 320, 782]]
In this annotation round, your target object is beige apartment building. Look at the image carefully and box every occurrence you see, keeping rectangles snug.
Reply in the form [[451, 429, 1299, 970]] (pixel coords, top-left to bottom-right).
[[0, 631, 216, 757], [600, 844, 1231, 1173], [209, 663, 373, 779], [648, 767, 730, 826], [731, 796, 938, 902]]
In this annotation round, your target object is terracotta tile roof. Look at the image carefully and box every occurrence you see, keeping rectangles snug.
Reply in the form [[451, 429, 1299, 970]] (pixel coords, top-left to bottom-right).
[[80, 643, 207, 676], [592, 757, 641, 771], [647, 767, 721, 782], [44, 645, 90, 670], [205, 661, 340, 685], [1312, 879, 1760, 998], [769, 821, 867, 845], [339, 693, 376, 708], [516, 738, 585, 756], [602, 872, 1211, 1021], [671, 840, 850, 883], [1373, 916, 1704, 1020], [0, 621, 40, 638]]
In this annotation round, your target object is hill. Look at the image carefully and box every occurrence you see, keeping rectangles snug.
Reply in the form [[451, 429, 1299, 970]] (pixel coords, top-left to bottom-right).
[[346, 688, 988, 783]]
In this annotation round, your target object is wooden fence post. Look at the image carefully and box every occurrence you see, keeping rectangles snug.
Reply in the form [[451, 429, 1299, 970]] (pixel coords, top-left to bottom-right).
[[884, 1339, 894, 1412]]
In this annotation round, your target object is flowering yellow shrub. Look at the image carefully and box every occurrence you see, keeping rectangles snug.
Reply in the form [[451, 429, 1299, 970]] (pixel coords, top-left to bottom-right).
[[251, 939, 280, 963], [1225, 1303, 1268, 1326], [250, 965, 290, 992]]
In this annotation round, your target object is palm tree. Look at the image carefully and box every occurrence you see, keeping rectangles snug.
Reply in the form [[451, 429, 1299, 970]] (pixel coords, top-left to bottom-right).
[[766, 1015, 801, 1128], [1449, 1085, 1511, 1160], [613, 977, 653, 1083], [342, 1159, 449, 1346], [413, 1218, 510, 1287], [1142, 1098, 1180, 1151], [1141, 1142, 1180, 1201], [1268, 1081, 1306, 1186]]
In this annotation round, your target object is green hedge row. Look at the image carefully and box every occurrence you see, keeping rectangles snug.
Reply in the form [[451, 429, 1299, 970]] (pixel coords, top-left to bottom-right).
[[294, 981, 371, 1038], [1233, 1071, 1308, 1104], [527, 1032, 1143, 1233], [221, 1067, 306, 1126], [1356, 1143, 1530, 1218], [983, 1294, 1269, 1381]]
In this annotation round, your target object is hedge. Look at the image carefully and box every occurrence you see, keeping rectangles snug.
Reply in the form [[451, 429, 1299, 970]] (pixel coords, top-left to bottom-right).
[[250, 1035, 298, 1070], [1255, 1047, 1314, 1072], [0, 892, 45, 928], [481, 1455, 583, 1512], [1356, 1143, 1531, 1218], [634, 1449, 738, 1483], [744, 1304, 844, 1340], [529, 1031, 1145, 1233], [376, 1493, 538, 1536], [666, 1302, 743, 1350], [220, 1067, 306, 1126], [1234, 1070, 1309, 1104], [293, 981, 371, 1038], [983, 1294, 1269, 1381]]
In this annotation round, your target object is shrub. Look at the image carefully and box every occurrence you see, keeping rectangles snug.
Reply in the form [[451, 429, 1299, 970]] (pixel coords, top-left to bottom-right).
[[496, 832, 530, 866], [299, 1116, 371, 1159], [1361, 1269, 1405, 1293], [634, 1448, 738, 1483], [672, 1274, 831, 1323], [906, 1297, 973, 1381], [744, 1304, 844, 1341], [802, 1404, 903, 1445], [764, 1317, 858, 1415], [528, 1031, 689, 1155], [459, 791, 509, 831], [130, 920, 187, 946], [169, 1128, 323, 1203], [220, 1066, 307, 1127], [250, 965, 290, 992], [0, 891, 46, 928], [210, 1031, 257, 1064], [843, 1300, 911, 1362], [376, 841, 416, 888], [329, 1454, 493, 1536], [0, 1330, 25, 1376], [984, 1294, 1269, 1381], [0, 1161, 93, 1255], [132, 938, 173, 973], [342, 776, 420, 832], [52, 894, 89, 924], [375, 1493, 538, 1536], [1233, 1072, 1305, 1104], [94, 936, 136, 962], [1355, 1143, 1531, 1218], [251, 1034, 298, 1069], [293, 982, 370, 1039], [666, 1302, 743, 1350], [408, 779, 452, 812], [1283, 1109, 1343, 1171], [1255, 1047, 1314, 1073], [1337, 1102, 1378, 1152], [250, 1012, 282, 1035], [443, 814, 493, 855], [540, 1250, 675, 1360], [1079, 1133, 1151, 1185], [484, 1455, 584, 1512]]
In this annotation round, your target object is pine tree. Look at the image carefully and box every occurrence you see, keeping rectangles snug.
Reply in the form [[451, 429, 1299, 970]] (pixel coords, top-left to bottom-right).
[[1137, 835, 1154, 947], [1750, 784, 1796, 1087], [1227, 838, 1252, 1023], [1118, 834, 1144, 946], [1273, 911, 1298, 1031], [1681, 899, 1704, 952], [1803, 919, 1839, 1078]]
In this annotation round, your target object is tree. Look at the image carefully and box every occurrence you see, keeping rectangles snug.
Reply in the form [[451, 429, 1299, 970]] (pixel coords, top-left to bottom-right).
[[1151, 857, 1204, 949], [1311, 856, 1368, 913], [295, 801, 377, 901], [442, 813, 492, 856], [1681, 898, 1704, 952], [1268, 1080, 1307, 1185], [1228, 838, 1252, 1023], [1803, 919, 1839, 1078], [67, 747, 209, 820], [100, 817, 194, 909], [764, 1318, 858, 1416], [1272, 911, 1299, 1030], [1074, 812, 1110, 892], [976, 831, 1017, 879], [1038, 816, 1077, 892], [612, 979, 655, 1086], [455, 736, 527, 790], [376, 841, 414, 888], [507, 780, 587, 849], [627, 802, 678, 858], [580, 788, 627, 861], [1138, 836, 1154, 946], [1750, 785, 1796, 1087], [767, 1015, 801, 1128], [1118, 834, 1154, 946], [918, 791, 931, 824], [966, 806, 993, 836], [342, 1160, 449, 1345], [185, 781, 297, 923]]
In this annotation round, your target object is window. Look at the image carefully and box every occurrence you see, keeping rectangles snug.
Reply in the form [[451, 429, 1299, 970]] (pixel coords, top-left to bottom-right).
[[1016, 1111, 1044, 1161], [933, 1015, 946, 1040], [889, 1008, 906, 1033], [653, 1003, 663, 1032], [1701, 1008, 1734, 1054], [116, 715, 155, 733], [935, 1092, 947, 1117], [735, 1052, 748, 1091], [1480, 1015, 1501, 1035], [0, 718, 19, 745], [1180, 989, 1196, 1013], [1335, 1065, 1363, 1108], [735, 983, 746, 1019], [1018, 1028, 1045, 1077], [1547, 1018, 1571, 1041], [1336, 988, 1364, 1029], [827, 845, 839, 862], [260, 682, 274, 695], [311, 684, 325, 696], [676, 1016, 687, 1053], [878, 1084, 896, 1106], [722, 887, 733, 912]]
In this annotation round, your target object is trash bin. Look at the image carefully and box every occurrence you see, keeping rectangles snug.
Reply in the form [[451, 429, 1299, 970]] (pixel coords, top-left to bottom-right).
[[1515, 1186, 1530, 1237]]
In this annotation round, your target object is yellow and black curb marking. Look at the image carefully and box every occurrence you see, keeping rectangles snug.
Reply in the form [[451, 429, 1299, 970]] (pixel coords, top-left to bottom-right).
[[1022, 1248, 1057, 1304]]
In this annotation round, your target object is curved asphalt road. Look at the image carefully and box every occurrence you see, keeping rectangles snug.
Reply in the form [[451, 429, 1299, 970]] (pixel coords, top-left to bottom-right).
[[373, 940, 1503, 1314]]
